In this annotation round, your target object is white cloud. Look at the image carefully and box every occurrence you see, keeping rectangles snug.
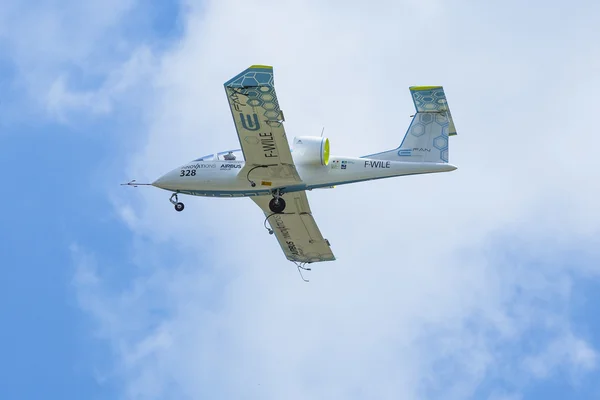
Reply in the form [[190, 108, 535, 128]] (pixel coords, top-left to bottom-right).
[[0, 0, 155, 123], [46, 46, 156, 121], [68, 0, 600, 399]]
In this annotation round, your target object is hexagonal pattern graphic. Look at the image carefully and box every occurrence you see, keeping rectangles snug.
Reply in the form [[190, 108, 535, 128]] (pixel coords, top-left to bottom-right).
[[441, 149, 448, 162], [224, 66, 282, 122], [433, 135, 448, 150], [227, 69, 274, 88], [420, 113, 433, 123], [411, 123, 425, 137], [254, 72, 271, 84], [411, 87, 448, 112], [435, 113, 449, 126]]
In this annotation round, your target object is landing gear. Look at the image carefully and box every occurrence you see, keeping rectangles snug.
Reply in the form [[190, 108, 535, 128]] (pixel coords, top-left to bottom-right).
[[269, 197, 286, 213], [269, 189, 286, 213], [170, 192, 185, 212]]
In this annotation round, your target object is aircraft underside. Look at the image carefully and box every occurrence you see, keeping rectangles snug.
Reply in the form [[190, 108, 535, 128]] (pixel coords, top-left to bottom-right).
[[124, 64, 458, 267]]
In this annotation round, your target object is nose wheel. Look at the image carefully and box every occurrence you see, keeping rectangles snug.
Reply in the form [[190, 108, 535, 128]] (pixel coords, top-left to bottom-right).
[[170, 193, 185, 212], [269, 189, 286, 213]]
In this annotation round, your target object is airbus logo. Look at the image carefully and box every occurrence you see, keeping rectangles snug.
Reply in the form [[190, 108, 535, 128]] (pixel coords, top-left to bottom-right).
[[221, 164, 242, 169]]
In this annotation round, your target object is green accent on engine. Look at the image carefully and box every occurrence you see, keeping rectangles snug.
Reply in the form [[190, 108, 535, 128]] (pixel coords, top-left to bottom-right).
[[322, 138, 330, 166]]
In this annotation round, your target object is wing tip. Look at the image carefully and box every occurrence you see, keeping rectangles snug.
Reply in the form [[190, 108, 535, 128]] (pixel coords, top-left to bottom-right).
[[409, 85, 443, 91], [249, 64, 273, 70], [224, 65, 274, 88]]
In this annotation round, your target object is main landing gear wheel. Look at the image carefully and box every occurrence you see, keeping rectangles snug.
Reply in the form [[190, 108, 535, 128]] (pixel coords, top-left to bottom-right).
[[269, 197, 286, 213], [169, 192, 184, 212]]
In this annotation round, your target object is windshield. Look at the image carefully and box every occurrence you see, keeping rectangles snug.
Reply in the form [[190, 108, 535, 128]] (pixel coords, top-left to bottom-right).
[[193, 149, 244, 162], [193, 154, 215, 161], [216, 149, 244, 161]]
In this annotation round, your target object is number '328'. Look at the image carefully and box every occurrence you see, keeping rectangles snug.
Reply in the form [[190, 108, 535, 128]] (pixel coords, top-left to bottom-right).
[[180, 169, 196, 177]]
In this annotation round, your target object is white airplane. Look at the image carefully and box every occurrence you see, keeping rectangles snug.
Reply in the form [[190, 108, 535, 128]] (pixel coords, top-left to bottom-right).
[[125, 65, 458, 268]]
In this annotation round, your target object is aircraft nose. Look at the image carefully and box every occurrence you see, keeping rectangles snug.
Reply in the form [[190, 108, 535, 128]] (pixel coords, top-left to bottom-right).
[[152, 173, 172, 189]]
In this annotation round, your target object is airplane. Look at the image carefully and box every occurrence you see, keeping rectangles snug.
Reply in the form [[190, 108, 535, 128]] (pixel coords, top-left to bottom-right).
[[124, 65, 458, 270]]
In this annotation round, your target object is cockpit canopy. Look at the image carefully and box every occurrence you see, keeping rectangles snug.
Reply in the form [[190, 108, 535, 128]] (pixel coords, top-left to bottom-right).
[[194, 149, 244, 162]]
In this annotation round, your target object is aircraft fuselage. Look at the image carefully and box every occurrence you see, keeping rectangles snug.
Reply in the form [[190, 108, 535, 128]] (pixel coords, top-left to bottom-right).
[[152, 155, 456, 197]]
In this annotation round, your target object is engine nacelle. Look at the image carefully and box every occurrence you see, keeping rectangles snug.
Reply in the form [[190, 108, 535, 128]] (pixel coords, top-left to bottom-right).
[[291, 136, 330, 166]]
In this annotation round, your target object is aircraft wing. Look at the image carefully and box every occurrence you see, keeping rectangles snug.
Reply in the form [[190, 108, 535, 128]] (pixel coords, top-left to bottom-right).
[[251, 191, 335, 263], [224, 65, 302, 187]]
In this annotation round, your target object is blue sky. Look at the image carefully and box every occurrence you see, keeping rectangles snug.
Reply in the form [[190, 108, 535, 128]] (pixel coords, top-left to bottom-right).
[[0, 1, 181, 398], [1, 0, 600, 399]]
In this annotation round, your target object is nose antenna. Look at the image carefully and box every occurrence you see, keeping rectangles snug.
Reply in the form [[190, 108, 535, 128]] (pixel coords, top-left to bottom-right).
[[121, 179, 151, 187]]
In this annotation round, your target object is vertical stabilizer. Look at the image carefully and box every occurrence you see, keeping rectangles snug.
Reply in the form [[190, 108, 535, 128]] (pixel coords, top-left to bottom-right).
[[363, 86, 457, 163]]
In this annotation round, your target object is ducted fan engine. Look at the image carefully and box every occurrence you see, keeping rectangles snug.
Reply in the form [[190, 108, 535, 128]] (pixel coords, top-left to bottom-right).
[[291, 136, 330, 166]]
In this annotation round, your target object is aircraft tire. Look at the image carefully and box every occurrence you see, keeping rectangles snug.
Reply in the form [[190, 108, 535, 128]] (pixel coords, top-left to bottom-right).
[[174, 202, 185, 212], [269, 197, 286, 213]]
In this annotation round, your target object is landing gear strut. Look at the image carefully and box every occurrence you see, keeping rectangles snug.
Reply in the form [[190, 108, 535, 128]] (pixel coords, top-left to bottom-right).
[[170, 192, 185, 212], [269, 189, 286, 213]]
